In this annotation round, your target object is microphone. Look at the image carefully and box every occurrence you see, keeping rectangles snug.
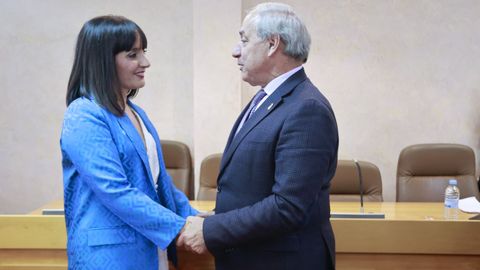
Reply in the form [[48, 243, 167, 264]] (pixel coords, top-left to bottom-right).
[[42, 209, 65, 215], [354, 159, 364, 213], [330, 159, 385, 219]]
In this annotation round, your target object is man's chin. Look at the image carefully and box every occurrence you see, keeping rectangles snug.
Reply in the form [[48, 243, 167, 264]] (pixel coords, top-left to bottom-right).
[[241, 74, 256, 86]]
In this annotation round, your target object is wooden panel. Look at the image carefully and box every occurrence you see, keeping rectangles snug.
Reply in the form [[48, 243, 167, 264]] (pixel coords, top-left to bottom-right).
[[336, 253, 480, 270], [32, 200, 478, 221], [2, 201, 480, 270], [334, 219, 480, 254], [0, 249, 66, 270], [176, 249, 214, 270], [331, 202, 475, 220], [3, 252, 480, 270], [0, 216, 65, 249]]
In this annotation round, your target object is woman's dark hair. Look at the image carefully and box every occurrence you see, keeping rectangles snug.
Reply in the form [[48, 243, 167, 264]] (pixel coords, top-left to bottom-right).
[[66, 15, 147, 115]]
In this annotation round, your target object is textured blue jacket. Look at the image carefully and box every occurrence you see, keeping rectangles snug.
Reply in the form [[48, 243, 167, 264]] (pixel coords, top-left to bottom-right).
[[61, 97, 197, 270]]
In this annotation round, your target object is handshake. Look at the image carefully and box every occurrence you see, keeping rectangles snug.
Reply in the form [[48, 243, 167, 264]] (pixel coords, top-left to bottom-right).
[[176, 211, 214, 255]]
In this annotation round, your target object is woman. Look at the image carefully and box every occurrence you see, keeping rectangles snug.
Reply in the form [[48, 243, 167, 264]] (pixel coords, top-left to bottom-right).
[[61, 15, 197, 270]]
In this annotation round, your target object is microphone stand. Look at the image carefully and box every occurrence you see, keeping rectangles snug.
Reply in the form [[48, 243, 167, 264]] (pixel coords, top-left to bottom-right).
[[330, 159, 385, 219], [354, 159, 365, 214]]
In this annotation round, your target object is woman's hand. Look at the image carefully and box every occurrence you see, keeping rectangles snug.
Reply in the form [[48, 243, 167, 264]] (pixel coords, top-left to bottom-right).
[[196, 210, 215, 218]]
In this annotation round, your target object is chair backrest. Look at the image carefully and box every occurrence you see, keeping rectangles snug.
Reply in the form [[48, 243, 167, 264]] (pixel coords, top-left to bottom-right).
[[197, 153, 222, 200], [161, 140, 194, 200], [330, 160, 383, 202], [396, 143, 479, 202]]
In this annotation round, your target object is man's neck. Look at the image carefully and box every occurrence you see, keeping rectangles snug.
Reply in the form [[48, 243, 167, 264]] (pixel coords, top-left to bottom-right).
[[271, 55, 303, 77], [262, 59, 302, 87], [262, 65, 302, 95]]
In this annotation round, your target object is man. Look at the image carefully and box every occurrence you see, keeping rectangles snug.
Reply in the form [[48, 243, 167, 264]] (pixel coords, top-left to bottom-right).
[[178, 3, 338, 269]]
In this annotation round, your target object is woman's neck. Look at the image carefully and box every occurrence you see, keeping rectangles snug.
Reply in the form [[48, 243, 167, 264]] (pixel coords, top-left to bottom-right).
[[121, 89, 130, 111]]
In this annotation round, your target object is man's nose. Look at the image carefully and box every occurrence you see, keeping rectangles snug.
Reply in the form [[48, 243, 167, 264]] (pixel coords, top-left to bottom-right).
[[232, 44, 241, 58]]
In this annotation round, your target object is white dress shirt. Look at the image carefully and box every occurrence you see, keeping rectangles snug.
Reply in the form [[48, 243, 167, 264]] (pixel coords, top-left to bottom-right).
[[235, 65, 303, 135], [133, 110, 169, 270]]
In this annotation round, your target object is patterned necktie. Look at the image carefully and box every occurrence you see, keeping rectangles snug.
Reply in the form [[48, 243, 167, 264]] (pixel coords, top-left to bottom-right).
[[245, 89, 267, 122]]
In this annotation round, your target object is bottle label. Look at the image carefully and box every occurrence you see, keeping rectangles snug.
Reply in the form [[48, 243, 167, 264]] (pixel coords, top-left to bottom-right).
[[444, 198, 458, 208]]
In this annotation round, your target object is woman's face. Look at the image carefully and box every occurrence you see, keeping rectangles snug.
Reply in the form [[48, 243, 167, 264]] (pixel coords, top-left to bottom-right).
[[115, 35, 150, 95]]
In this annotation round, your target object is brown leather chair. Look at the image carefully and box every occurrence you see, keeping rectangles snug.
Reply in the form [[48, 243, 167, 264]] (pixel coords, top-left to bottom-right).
[[161, 140, 194, 200], [197, 153, 222, 200], [396, 143, 479, 202], [330, 160, 383, 202]]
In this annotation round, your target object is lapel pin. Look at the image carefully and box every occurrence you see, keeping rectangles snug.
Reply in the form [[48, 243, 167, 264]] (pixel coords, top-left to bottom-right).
[[268, 103, 274, 110]]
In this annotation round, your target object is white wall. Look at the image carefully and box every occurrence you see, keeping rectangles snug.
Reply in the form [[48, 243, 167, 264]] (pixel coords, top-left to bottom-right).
[[0, 0, 479, 213]]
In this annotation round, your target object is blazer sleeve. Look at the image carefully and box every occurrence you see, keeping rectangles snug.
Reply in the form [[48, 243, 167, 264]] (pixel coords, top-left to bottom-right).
[[171, 180, 199, 218], [157, 160, 198, 218], [203, 98, 338, 253], [61, 100, 186, 249]]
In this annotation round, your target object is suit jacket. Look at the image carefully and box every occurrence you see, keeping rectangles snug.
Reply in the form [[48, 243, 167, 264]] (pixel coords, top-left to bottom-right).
[[61, 97, 197, 270], [203, 68, 338, 270]]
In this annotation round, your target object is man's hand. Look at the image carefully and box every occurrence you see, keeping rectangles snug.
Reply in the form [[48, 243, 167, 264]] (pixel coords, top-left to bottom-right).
[[177, 216, 208, 254]]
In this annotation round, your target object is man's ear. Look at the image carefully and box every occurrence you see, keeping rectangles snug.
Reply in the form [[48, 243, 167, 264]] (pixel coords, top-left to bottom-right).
[[267, 34, 281, 57]]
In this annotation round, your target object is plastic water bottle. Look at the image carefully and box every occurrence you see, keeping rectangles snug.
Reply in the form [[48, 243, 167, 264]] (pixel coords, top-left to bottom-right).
[[444, 179, 460, 220]]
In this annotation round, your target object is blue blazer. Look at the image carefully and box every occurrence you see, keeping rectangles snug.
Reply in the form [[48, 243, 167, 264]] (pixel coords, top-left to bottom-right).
[[60, 97, 197, 270], [203, 69, 338, 270]]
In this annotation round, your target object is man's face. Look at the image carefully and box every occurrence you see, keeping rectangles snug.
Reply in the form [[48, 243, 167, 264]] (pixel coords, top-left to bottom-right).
[[232, 21, 271, 86]]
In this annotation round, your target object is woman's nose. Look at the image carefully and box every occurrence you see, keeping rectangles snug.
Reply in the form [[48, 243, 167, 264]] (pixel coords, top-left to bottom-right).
[[141, 54, 151, 68]]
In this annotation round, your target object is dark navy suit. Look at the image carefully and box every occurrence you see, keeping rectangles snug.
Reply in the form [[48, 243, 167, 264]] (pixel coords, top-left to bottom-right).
[[203, 68, 338, 270]]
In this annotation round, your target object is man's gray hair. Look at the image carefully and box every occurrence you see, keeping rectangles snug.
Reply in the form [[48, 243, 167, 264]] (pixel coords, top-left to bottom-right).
[[244, 2, 311, 63]]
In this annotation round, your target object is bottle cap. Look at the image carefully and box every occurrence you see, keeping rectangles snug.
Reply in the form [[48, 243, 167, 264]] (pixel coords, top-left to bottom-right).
[[448, 179, 457, 185]]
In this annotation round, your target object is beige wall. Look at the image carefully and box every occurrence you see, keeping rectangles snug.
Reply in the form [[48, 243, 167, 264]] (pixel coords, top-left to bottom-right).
[[0, 0, 196, 213], [193, 0, 243, 191], [0, 0, 479, 213]]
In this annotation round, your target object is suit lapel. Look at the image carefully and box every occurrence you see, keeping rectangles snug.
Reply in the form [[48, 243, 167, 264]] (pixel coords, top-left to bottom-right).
[[219, 102, 253, 170], [218, 68, 308, 180]]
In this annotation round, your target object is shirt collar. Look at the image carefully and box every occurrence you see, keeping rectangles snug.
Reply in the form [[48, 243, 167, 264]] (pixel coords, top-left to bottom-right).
[[263, 65, 303, 96]]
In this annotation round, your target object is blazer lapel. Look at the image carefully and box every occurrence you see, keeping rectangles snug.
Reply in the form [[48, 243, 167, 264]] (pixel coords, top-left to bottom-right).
[[117, 109, 156, 191], [129, 102, 173, 207], [218, 68, 308, 180]]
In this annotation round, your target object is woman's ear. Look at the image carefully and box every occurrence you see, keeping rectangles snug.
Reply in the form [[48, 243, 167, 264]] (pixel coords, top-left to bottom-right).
[[267, 34, 281, 57]]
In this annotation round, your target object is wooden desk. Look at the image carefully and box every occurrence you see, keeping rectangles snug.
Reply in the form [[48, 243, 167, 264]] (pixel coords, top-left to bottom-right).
[[1, 201, 479, 270]]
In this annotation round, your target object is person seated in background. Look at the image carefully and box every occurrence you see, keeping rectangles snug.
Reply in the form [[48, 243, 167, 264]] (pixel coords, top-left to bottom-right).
[[60, 15, 197, 270]]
